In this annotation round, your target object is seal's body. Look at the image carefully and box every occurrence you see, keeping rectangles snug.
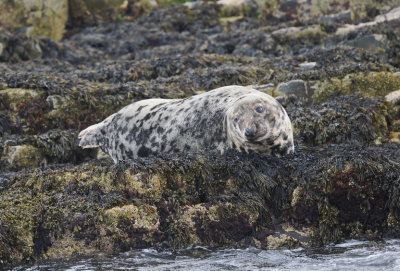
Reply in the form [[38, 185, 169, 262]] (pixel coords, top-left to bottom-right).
[[79, 86, 294, 162]]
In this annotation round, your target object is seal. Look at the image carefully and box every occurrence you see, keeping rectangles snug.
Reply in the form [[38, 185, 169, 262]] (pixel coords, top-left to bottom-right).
[[78, 85, 294, 162]]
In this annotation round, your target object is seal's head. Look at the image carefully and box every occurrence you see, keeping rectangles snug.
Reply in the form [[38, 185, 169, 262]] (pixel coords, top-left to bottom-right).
[[226, 93, 294, 156]]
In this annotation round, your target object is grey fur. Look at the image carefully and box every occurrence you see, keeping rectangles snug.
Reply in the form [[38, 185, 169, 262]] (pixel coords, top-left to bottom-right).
[[79, 85, 294, 162]]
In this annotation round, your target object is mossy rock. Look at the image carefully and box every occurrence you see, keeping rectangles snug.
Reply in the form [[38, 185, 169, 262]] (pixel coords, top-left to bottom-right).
[[0, 88, 43, 111], [272, 25, 327, 45], [313, 72, 400, 103], [285, 95, 394, 145], [3, 145, 45, 170], [1, 145, 400, 265], [0, 0, 68, 41]]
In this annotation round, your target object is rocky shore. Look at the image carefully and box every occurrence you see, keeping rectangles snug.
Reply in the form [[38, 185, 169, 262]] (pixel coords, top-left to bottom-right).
[[1, 0, 400, 267]]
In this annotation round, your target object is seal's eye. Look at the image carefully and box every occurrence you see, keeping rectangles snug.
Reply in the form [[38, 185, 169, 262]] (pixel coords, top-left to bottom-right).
[[233, 115, 240, 122], [255, 106, 265, 113]]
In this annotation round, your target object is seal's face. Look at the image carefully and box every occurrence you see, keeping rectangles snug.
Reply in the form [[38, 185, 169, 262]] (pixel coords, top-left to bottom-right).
[[226, 94, 294, 156]]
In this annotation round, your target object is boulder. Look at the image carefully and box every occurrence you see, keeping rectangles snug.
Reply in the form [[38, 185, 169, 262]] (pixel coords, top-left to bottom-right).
[[277, 80, 308, 98], [319, 10, 354, 25], [385, 90, 400, 103], [343, 34, 388, 54], [3, 144, 45, 170], [0, 0, 68, 41]]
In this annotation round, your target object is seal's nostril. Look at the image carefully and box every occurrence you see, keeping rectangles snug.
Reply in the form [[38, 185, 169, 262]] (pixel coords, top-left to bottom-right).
[[245, 127, 256, 137]]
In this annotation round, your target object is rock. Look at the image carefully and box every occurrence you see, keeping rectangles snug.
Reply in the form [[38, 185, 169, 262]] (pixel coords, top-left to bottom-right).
[[0, 144, 399, 264], [343, 34, 388, 54], [3, 144, 45, 170], [272, 25, 325, 43], [319, 10, 354, 25], [336, 6, 400, 36], [385, 90, 400, 104], [0, 114, 11, 136], [277, 80, 308, 98], [125, 0, 159, 19], [272, 26, 301, 40], [0, 0, 68, 41], [104, 204, 161, 247], [0, 88, 43, 111], [217, 0, 248, 6], [46, 95, 66, 110], [0, 33, 45, 62], [0, 82, 7, 90], [279, 0, 300, 21], [312, 72, 400, 103], [298, 62, 317, 70], [0, 42, 4, 56], [69, 0, 127, 27]]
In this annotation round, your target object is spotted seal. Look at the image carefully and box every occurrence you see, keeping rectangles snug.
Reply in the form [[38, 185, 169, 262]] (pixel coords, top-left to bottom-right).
[[79, 85, 294, 162]]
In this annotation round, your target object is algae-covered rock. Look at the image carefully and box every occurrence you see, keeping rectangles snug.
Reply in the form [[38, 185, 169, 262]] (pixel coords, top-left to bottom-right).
[[312, 72, 400, 103], [285, 95, 393, 145], [3, 144, 45, 170], [0, 0, 68, 41], [0, 145, 399, 265], [69, 0, 126, 27]]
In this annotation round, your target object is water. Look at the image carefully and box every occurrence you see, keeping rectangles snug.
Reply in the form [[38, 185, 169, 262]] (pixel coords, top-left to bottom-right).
[[9, 239, 400, 271]]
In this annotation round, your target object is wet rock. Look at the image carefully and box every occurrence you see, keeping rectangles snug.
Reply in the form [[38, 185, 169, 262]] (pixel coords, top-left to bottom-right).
[[277, 80, 308, 99], [3, 144, 46, 170], [103, 204, 161, 247], [0, 0, 68, 41], [0, 144, 399, 264]]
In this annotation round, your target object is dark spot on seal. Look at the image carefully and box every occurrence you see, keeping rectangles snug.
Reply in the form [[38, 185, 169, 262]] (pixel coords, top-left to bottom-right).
[[137, 105, 147, 112], [150, 103, 164, 111], [143, 113, 152, 121], [138, 146, 152, 157], [157, 127, 165, 134], [282, 133, 288, 140], [265, 138, 275, 146], [126, 149, 134, 157], [151, 142, 159, 148]]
